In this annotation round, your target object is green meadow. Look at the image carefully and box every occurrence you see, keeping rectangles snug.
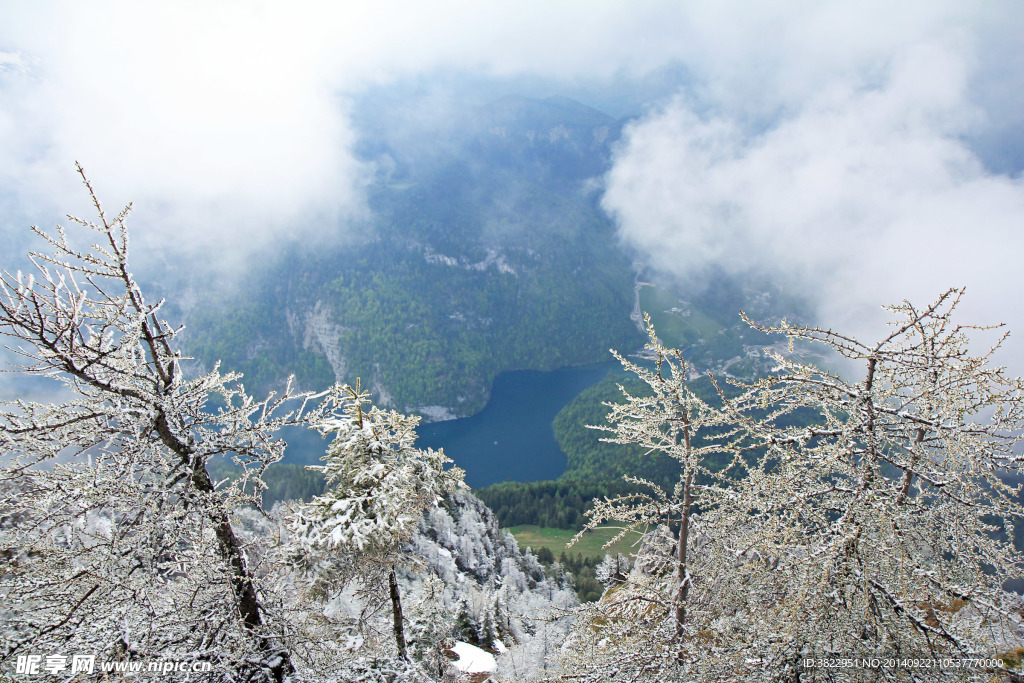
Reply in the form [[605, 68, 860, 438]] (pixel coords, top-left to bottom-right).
[[509, 524, 642, 562]]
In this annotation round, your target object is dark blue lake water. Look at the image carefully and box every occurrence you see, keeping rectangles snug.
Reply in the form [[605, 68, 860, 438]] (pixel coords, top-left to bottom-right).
[[279, 426, 331, 467], [417, 362, 615, 488], [279, 362, 615, 488]]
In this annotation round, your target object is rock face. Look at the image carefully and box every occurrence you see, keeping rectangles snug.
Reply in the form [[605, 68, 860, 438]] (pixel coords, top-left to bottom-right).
[[632, 524, 677, 577], [297, 301, 347, 382]]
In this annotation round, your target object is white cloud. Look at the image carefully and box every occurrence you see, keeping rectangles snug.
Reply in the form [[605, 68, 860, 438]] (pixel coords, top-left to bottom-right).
[[1, 0, 1023, 362], [0, 0, 701, 263], [0, 2, 371, 260], [603, 2, 1024, 361]]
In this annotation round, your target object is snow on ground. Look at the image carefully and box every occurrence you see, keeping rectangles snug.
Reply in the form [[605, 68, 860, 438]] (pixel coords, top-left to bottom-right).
[[450, 641, 497, 674]]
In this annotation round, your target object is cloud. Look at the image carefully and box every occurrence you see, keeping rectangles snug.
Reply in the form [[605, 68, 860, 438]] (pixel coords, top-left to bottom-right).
[[603, 2, 1024, 362], [1, 0, 1023, 363], [0, 0, 700, 265], [0, 2, 372, 264]]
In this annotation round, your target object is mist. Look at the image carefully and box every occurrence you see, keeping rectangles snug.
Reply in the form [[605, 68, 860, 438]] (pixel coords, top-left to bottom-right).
[[1, 1, 1023, 363], [0, 0, 692, 273], [601, 2, 1024, 363]]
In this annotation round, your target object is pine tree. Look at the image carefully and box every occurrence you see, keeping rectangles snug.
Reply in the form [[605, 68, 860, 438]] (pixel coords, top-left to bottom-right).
[[289, 380, 465, 662]]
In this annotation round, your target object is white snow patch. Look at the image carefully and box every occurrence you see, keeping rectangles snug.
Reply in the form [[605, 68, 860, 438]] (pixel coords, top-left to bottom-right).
[[493, 639, 508, 654], [451, 641, 497, 674]]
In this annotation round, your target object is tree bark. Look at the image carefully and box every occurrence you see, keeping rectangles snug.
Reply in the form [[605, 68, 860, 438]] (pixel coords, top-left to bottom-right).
[[675, 470, 694, 640], [389, 567, 409, 661], [155, 409, 294, 682], [674, 400, 694, 641]]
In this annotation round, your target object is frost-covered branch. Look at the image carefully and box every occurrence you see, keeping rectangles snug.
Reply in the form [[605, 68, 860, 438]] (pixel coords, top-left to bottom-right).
[[559, 290, 1024, 682], [0, 168, 338, 682]]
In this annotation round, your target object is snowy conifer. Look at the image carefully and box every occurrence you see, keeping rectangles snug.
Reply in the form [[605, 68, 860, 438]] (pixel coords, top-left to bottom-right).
[[289, 381, 465, 663]]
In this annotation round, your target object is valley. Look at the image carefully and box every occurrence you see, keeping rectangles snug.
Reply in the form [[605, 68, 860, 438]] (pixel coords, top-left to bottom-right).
[[179, 92, 803, 496], [5, 6, 1023, 680], [180, 91, 812, 606], [181, 94, 642, 418]]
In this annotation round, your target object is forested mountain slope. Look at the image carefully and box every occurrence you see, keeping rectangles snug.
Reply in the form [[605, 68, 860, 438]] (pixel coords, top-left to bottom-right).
[[476, 277, 805, 530], [182, 95, 642, 417], [239, 488, 577, 680]]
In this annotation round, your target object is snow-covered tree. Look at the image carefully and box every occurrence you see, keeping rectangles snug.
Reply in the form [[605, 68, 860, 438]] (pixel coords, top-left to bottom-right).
[[560, 290, 1024, 682], [717, 288, 1024, 679], [594, 553, 630, 587], [0, 167, 334, 681], [288, 381, 465, 662], [406, 573, 456, 677], [559, 315, 753, 680]]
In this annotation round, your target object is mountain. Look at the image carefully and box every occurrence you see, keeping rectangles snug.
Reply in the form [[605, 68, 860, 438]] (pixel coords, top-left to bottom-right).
[[182, 95, 642, 417], [225, 487, 577, 679]]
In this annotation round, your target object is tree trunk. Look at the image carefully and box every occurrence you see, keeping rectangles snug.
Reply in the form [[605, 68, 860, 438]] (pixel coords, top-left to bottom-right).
[[674, 402, 694, 641], [157, 410, 294, 682], [192, 461, 294, 682], [675, 469, 694, 640], [389, 566, 409, 661]]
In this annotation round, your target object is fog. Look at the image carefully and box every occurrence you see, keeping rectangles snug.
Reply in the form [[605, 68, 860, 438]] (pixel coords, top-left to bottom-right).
[[601, 2, 1024, 359], [1, 1, 1023, 365], [0, 0, 696, 265]]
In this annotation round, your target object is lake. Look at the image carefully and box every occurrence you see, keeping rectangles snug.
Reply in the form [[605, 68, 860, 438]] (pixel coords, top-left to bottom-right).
[[278, 362, 616, 488], [416, 362, 615, 488]]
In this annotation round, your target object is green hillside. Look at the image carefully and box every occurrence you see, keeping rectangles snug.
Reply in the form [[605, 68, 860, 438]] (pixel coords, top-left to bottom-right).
[[182, 95, 641, 415]]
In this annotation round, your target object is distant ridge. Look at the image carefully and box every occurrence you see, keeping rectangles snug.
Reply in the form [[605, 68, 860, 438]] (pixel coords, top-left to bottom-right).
[[479, 94, 615, 130]]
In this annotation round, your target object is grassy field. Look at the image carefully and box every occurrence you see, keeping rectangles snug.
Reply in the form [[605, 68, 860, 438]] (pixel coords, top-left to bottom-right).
[[508, 524, 642, 561], [639, 285, 723, 350]]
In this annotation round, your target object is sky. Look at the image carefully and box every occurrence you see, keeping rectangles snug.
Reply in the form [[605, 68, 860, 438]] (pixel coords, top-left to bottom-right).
[[1, 1, 1023, 363]]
